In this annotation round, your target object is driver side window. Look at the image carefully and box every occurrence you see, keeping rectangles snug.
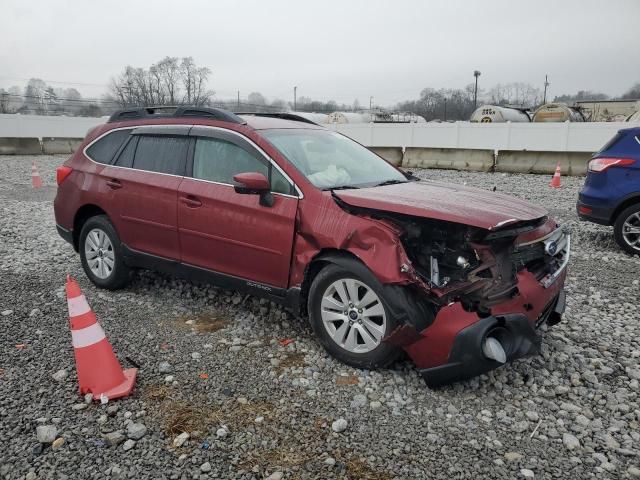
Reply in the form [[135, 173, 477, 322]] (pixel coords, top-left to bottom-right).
[[193, 137, 267, 184], [193, 137, 294, 195]]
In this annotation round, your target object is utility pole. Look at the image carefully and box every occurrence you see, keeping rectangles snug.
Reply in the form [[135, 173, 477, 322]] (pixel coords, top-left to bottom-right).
[[237, 90, 240, 109], [369, 96, 373, 111], [444, 97, 447, 121], [543, 75, 549, 104], [294, 86, 297, 111], [473, 70, 481, 109]]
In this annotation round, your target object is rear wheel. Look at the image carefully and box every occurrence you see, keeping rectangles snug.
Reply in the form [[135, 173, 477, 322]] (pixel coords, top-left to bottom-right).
[[308, 261, 400, 369], [79, 215, 130, 289], [614, 204, 640, 255]]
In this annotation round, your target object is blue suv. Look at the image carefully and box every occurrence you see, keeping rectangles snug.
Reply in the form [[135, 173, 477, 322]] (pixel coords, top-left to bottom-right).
[[577, 127, 640, 254]]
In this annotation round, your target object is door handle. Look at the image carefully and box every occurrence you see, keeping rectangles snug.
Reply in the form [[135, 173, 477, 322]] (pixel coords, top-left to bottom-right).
[[180, 195, 202, 208], [106, 179, 122, 189]]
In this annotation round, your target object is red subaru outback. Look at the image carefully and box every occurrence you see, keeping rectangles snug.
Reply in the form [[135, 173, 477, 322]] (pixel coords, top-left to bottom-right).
[[54, 106, 569, 386]]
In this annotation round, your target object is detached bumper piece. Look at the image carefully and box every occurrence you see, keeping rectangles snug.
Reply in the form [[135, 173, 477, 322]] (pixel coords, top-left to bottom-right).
[[419, 291, 565, 388]]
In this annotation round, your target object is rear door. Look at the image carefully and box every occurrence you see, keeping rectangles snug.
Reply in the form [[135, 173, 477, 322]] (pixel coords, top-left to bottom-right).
[[177, 127, 298, 288], [101, 126, 190, 260]]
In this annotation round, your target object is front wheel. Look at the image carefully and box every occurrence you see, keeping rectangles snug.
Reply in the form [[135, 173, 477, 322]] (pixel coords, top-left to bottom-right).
[[614, 204, 640, 255], [79, 215, 131, 289], [308, 261, 400, 369]]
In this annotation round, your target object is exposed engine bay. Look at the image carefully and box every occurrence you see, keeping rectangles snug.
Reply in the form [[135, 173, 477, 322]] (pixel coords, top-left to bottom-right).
[[354, 206, 570, 317]]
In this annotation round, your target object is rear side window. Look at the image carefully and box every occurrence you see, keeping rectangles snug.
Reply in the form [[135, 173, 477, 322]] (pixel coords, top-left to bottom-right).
[[133, 136, 188, 175], [86, 129, 131, 164], [193, 137, 268, 184], [596, 132, 623, 155], [114, 137, 138, 168]]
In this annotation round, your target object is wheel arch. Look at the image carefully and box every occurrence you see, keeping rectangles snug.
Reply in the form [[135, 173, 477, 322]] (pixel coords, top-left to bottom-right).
[[298, 249, 368, 317], [612, 194, 640, 223], [72, 204, 108, 251]]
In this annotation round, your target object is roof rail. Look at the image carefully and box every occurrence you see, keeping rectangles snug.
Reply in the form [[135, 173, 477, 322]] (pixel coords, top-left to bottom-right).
[[235, 112, 320, 126], [107, 106, 246, 124]]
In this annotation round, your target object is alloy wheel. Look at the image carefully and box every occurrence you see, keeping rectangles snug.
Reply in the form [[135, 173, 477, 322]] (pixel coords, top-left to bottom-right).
[[84, 228, 115, 279]]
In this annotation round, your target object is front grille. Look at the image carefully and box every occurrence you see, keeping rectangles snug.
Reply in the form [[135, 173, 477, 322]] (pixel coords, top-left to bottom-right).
[[513, 226, 571, 287]]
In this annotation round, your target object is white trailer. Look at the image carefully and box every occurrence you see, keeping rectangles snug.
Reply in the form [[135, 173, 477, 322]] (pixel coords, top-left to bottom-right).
[[470, 105, 530, 123]]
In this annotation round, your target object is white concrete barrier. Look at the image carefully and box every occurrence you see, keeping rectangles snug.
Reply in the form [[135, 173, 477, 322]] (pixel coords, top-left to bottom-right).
[[0, 114, 106, 139]]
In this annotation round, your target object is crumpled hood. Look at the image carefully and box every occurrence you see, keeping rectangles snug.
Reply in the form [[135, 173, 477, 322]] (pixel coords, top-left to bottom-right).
[[334, 180, 548, 230]]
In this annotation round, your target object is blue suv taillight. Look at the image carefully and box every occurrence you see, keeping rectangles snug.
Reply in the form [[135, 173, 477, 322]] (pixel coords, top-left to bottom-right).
[[588, 157, 635, 172]]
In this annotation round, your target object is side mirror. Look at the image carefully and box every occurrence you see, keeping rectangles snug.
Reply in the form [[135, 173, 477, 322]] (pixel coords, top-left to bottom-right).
[[233, 172, 274, 207], [233, 172, 269, 193]]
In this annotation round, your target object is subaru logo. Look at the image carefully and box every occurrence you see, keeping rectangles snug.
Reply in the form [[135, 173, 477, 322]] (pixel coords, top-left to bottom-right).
[[545, 240, 558, 256]]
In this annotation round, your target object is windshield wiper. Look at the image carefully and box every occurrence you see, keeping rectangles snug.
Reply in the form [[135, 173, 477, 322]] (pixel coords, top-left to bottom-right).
[[324, 185, 361, 191], [372, 179, 408, 187]]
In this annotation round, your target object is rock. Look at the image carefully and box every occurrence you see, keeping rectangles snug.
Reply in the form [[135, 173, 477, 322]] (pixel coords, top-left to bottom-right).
[[331, 418, 348, 433], [72, 403, 88, 411], [36, 425, 57, 444], [164, 375, 174, 383], [255, 416, 264, 424], [158, 361, 172, 373], [350, 394, 367, 408], [122, 439, 136, 451], [270, 358, 280, 367], [370, 401, 382, 410], [563, 433, 580, 450], [525, 411, 539, 422], [29, 308, 40, 317], [105, 431, 126, 446], [200, 462, 211, 473], [1, 310, 13, 316], [173, 432, 190, 448], [520, 469, 535, 478], [84, 393, 94, 403], [216, 427, 228, 438], [25, 472, 36, 480], [627, 467, 640, 478], [106, 405, 119, 416], [505, 452, 523, 462], [266, 472, 284, 480], [52, 369, 68, 382], [324, 457, 336, 466], [51, 437, 65, 450], [127, 422, 147, 440], [191, 352, 201, 360]]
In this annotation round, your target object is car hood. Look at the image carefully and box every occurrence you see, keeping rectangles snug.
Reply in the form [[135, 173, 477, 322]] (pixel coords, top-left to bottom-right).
[[334, 180, 548, 230]]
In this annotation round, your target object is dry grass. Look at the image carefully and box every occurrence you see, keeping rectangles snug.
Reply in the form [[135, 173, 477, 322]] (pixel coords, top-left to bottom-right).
[[345, 458, 393, 480], [277, 352, 307, 373], [239, 445, 312, 472], [141, 384, 176, 403], [335, 375, 359, 386], [174, 313, 229, 333], [163, 402, 222, 437]]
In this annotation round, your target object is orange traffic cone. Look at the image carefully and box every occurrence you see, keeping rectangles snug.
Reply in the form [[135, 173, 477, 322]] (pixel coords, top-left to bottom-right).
[[549, 163, 562, 188], [65, 275, 136, 401], [31, 162, 43, 188]]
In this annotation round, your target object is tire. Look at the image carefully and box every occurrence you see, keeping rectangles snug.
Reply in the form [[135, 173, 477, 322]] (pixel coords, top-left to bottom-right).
[[79, 215, 131, 289], [613, 203, 640, 255], [308, 260, 401, 369]]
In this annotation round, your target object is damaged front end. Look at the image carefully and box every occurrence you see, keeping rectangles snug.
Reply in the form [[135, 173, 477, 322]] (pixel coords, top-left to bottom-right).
[[380, 213, 570, 387]]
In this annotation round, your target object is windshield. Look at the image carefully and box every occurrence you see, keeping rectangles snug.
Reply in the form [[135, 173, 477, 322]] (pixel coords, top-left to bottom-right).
[[262, 129, 407, 190]]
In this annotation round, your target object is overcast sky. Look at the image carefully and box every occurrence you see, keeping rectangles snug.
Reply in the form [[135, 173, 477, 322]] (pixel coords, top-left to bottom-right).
[[1, 0, 638, 106]]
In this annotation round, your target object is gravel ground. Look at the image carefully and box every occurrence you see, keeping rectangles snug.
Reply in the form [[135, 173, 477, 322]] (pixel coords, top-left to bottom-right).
[[1, 155, 639, 480]]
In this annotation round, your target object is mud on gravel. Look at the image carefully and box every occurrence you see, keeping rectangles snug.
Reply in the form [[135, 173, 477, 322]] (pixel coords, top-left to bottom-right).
[[0, 155, 639, 480]]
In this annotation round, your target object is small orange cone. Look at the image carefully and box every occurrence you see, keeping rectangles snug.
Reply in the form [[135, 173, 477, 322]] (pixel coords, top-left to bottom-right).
[[31, 162, 43, 188], [549, 163, 562, 188], [65, 275, 136, 401]]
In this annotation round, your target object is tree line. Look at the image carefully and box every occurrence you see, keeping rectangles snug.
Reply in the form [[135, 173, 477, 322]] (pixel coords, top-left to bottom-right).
[[1, 56, 639, 120]]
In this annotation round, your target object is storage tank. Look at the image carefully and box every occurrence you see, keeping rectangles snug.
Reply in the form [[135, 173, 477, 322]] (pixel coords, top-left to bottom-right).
[[326, 112, 371, 124], [470, 105, 530, 123], [289, 111, 329, 124], [532, 103, 585, 122]]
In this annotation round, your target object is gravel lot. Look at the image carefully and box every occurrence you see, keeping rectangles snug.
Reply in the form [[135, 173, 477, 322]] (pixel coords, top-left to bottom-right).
[[1, 155, 639, 480]]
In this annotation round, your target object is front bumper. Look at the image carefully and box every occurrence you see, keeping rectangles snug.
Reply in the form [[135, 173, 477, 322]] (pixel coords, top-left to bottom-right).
[[419, 290, 565, 387]]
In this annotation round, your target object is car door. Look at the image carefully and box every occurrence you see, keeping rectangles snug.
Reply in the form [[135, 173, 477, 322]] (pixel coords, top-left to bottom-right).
[[177, 127, 298, 288], [100, 126, 189, 260]]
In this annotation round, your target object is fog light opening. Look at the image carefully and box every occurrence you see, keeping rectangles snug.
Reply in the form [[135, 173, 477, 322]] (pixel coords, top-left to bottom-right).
[[482, 336, 507, 364]]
